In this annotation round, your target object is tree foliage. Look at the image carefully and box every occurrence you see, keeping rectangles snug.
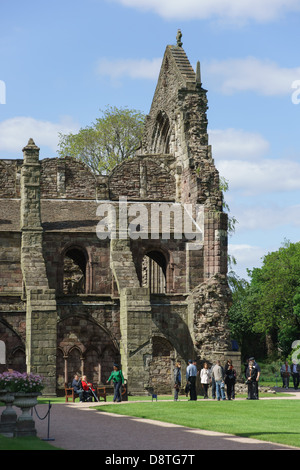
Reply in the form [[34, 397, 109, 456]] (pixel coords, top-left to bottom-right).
[[228, 240, 300, 359], [57, 106, 145, 174]]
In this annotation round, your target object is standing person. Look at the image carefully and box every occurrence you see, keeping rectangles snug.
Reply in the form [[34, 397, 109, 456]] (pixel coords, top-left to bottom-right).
[[186, 359, 197, 400], [246, 360, 258, 399], [291, 360, 300, 390], [174, 361, 181, 401], [249, 357, 261, 399], [224, 363, 236, 400], [200, 362, 211, 399], [210, 365, 216, 399], [212, 360, 226, 401], [72, 374, 84, 402], [280, 361, 291, 389], [107, 363, 124, 403], [224, 359, 233, 376]]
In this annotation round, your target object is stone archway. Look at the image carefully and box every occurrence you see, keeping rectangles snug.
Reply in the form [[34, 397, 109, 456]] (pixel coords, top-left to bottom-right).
[[63, 247, 87, 294], [0, 321, 25, 373], [57, 315, 119, 389]]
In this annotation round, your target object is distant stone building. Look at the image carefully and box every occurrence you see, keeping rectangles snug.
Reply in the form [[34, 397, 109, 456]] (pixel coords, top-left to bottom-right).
[[0, 34, 240, 396]]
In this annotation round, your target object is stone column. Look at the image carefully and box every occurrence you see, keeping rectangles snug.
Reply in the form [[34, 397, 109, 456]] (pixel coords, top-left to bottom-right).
[[20, 139, 57, 396], [119, 287, 152, 394]]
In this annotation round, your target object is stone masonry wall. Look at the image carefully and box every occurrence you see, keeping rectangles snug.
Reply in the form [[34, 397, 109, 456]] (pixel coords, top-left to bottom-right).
[[109, 155, 176, 201]]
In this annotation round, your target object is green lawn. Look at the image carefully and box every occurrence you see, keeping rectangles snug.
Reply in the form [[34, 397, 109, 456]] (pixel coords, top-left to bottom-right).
[[0, 435, 61, 450], [96, 399, 300, 448]]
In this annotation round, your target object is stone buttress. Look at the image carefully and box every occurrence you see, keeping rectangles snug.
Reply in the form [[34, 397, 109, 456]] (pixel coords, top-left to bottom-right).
[[20, 139, 57, 396]]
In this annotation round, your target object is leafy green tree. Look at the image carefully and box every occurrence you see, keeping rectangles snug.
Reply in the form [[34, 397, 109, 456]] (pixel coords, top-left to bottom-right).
[[228, 240, 300, 359], [57, 106, 145, 174]]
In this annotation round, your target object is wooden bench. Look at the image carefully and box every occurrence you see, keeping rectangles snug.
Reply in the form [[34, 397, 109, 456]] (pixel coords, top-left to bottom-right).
[[64, 384, 107, 403]]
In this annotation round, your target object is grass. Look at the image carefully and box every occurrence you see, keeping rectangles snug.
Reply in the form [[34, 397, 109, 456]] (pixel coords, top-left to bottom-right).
[[0, 435, 61, 451], [95, 398, 300, 448]]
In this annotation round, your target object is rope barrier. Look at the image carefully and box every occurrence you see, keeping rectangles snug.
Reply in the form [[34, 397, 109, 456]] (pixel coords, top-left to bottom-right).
[[32, 400, 55, 441]]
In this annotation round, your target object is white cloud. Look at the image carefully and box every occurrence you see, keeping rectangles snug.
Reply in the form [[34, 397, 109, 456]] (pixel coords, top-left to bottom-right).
[[229, 243, 265, 264], [205, 57, 300, 95], [232, 204, 300, 231], [217, 158, 300, 195], [109, 0, 300, 22], [96, 57, 162, 81], [96, 54, 300, 96], [0, 116, 79, 154], [229, 243, 266, 277], [209, 128, 269, 160]]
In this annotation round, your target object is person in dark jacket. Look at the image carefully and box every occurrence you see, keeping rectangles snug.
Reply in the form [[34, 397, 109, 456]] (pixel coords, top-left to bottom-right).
[[174, 361, 181, 401], [224, 363, 236, 400], [246, 360, 258, 399], [72, 374, 84, 402]]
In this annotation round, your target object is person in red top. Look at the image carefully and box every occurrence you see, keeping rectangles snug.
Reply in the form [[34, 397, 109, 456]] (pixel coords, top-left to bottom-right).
[[81, 375, 95, 402]]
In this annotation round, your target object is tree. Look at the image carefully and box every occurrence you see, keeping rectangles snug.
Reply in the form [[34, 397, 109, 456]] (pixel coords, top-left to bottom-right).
[[57, 106, 145, 174], [228, 240, 300, 359]]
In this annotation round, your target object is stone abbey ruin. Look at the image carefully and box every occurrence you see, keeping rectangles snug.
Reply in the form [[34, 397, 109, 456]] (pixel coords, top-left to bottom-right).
[[0, 34, 240, 395]]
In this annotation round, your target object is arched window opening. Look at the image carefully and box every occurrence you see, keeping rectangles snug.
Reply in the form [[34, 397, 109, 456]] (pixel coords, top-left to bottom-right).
[[68, 347, 82, 380], [142, 251, 167, 294], [152, 111, 171, 154], [10, 348, 26, 373], [63, 248, 86, 294]]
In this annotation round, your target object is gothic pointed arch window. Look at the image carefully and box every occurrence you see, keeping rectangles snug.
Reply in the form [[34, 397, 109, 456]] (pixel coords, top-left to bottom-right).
[[152, 111, 171, 154], [63, 247, 87, 294], [142, 251, 167, 294]]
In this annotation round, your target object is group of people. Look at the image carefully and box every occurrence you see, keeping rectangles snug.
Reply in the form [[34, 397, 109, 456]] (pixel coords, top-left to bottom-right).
[[72, 363, 125, 403], [174, 356, 262, 401], [173, 358, 238, 402], [280, 360, 300, 390]]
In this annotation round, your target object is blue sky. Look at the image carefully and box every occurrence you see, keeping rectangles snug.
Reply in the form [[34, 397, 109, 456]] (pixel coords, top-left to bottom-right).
[[1, 0, 300, 279]]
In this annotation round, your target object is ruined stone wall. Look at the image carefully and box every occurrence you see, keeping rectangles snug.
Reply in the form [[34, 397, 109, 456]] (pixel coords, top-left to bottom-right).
[[43, 233, 112, 295], [131, 238, 189, 293], [40, 157, 98, 199], [109, 155, 176, 201], [0, 160, 22, 198], [150, 296, 192, 358], [0, 233, 22, 293]]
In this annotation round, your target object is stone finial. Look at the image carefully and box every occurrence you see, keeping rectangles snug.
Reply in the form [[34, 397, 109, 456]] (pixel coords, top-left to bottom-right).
[[196, 61, 201, 85], [176, 29, 183, 47], [22, 138, 40, 152]]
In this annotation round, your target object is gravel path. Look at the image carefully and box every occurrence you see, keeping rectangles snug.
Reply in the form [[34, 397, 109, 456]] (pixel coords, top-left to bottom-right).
[[33, 390, 300, 452]]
